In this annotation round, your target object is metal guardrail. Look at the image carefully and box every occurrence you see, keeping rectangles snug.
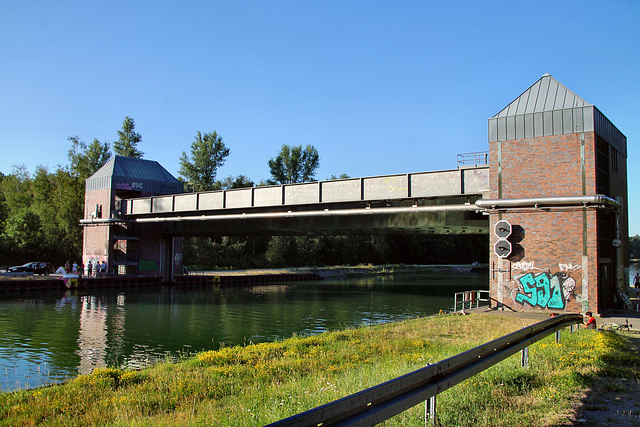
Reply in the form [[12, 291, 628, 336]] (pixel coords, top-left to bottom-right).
[[457, 151, 489, 167], [454, 289, 491, 312], [267, 314, 582, 426]]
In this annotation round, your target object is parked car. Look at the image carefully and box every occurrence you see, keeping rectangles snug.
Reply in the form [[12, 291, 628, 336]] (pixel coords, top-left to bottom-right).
[[6, 262, 56, 276]]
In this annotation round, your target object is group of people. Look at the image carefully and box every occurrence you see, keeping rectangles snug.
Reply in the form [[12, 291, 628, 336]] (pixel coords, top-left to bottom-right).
[[58, 260, 108, 277]]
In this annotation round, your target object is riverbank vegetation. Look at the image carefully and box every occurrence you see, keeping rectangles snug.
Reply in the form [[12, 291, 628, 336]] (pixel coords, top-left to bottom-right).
[[1, 314, 638, 426]]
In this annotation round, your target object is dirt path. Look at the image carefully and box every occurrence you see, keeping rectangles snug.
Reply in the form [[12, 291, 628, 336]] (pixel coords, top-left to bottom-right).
[[571, 333, 640, 426]]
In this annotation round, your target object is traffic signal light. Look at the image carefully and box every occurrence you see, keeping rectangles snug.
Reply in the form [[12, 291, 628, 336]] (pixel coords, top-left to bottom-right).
[[493, 220, 512, 258]]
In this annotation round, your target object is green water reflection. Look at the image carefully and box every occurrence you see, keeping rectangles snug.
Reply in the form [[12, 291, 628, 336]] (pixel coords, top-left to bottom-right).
[[0, 272, 486, 391]]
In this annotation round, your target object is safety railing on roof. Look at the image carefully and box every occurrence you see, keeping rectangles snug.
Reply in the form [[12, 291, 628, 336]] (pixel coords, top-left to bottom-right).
[[457, 151, 489, 167], [266, 313, 582, 426]]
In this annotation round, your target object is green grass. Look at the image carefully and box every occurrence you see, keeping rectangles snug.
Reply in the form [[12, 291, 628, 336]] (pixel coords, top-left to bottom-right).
[[1, 314, 638, 426]]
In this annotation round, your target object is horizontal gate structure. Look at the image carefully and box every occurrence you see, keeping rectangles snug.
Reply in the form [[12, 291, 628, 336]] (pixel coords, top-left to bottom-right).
[[124, 167, 489, 217]]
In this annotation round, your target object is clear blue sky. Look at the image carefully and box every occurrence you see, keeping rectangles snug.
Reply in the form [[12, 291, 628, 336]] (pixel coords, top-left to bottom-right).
[[1, 1, 638, 234]]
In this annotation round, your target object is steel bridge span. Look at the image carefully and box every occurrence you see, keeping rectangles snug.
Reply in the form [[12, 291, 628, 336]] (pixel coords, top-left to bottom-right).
[[121, 166, 490, 236]]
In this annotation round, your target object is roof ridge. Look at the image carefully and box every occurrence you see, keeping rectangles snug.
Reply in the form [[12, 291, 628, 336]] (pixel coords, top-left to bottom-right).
[[492, 74, 591, 118]]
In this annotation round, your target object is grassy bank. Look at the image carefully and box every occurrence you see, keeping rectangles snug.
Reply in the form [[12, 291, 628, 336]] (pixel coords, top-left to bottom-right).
[[1, 314, 638, 426]]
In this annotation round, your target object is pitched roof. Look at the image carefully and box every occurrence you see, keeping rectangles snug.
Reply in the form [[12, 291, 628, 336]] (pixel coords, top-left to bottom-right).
[[90, 155, 180, 184], [493, 74, 591, 118], [86, 155, 183, 194]]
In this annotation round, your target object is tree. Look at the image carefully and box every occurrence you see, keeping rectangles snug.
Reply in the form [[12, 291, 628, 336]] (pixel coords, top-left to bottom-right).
[[268, 144, 320, 184], [68, 136, 112, 179], [217, 175, 254, 190], [113, 116, 143, 158], [329, 173, 350, 180], [178, 131, 230, 191]]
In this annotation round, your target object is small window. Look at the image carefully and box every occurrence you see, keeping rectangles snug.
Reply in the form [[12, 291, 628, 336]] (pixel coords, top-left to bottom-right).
[[610, 146, 619, 173]]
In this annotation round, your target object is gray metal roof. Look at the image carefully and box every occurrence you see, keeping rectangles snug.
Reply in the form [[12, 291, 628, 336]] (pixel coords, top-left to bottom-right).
[[488, 74, 626, 157], [86, 155, 183, 194], [493, 74, 591, 118]]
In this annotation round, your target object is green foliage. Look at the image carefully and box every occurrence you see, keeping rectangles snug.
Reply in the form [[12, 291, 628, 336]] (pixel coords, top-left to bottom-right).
[[178, 131, 230, 191], [113, 116, 143, 158], [328, 173, 350, 180], [216, 174, 254, 190], [67, 136, 111, 179], [630, 234, 640, 258], [182, 236, 252, 270], [0, 164, 84, 265], [267, 144, 320, 184]]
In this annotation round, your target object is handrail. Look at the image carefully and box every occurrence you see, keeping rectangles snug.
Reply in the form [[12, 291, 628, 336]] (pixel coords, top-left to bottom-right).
[[454, 289, 491, 312], [267, 314, 582, 426], [457, 151, 489, 167]]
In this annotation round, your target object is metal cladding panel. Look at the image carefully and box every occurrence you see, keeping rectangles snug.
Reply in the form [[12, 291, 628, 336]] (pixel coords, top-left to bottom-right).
[[364, 175, 409, 200], [583, 107, 594, 132], [322, 179, 361, 202], [131, 198, 151, 215], [543, 111, 553, 136], [152, 196, 173, 213], [254, 186, 282, 207], [515, 88, 530, 115], [535, 77, 550, 112], [411, 171, 459, 197], [594, 107, 627, 157], [463, 168, 490, 193], [488, 75, 602, 143], [488, 119, 498, 142], [534, 112, 544, 137], [562, 109, 574, 134], [524, 84, 539, 114], [574, 107, 584, 132], [225, 188, 252, 208], [506, 116, 516, 140], [285, 182, 320, 204], [515, 115, 525, 139], [497, 117, 507, 140], [174, 194, 197, 212], [553, 110, 564, 134], [85, 175, 112, 192], [524, 113, 534, 138], [544, 78, 559, 110], [198, 192, 224, 210]]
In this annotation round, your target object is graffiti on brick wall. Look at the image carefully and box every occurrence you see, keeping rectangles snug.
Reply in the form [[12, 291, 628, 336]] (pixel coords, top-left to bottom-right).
[[512, 261, 540, 271], [506, 261, 581, 310], [139, 259, 159, 271], [513, 272, 577, 309]]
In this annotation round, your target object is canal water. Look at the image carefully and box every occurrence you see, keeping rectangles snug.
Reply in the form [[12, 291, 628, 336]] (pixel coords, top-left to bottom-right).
[[0, 272, 487, 392]]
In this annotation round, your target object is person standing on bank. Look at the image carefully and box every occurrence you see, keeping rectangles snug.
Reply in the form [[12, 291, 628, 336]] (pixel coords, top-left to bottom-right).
[[634, 273, 640, 296]]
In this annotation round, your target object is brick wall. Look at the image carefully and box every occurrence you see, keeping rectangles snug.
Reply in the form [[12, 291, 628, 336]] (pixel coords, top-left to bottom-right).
[[488, 131, 604, 313]]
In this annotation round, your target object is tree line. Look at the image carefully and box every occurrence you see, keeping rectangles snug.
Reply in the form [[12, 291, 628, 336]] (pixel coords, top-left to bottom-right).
[[0, 116, 488, 269]]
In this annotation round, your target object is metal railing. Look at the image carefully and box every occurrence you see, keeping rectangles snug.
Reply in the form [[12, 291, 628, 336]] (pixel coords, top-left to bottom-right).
[[457, 151, 489, 167], [454, 289, 491, 312], [267, 314, 582, 426]]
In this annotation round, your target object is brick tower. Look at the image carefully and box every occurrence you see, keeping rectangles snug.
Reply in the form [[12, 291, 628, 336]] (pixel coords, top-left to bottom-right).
[[482, 74, 628, 314], [81, 155, 184, 278]]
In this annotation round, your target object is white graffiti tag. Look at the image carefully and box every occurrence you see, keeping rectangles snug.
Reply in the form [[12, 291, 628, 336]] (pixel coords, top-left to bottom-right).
[[511, 261, 539, 271], [558, 264, 581, 272]]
